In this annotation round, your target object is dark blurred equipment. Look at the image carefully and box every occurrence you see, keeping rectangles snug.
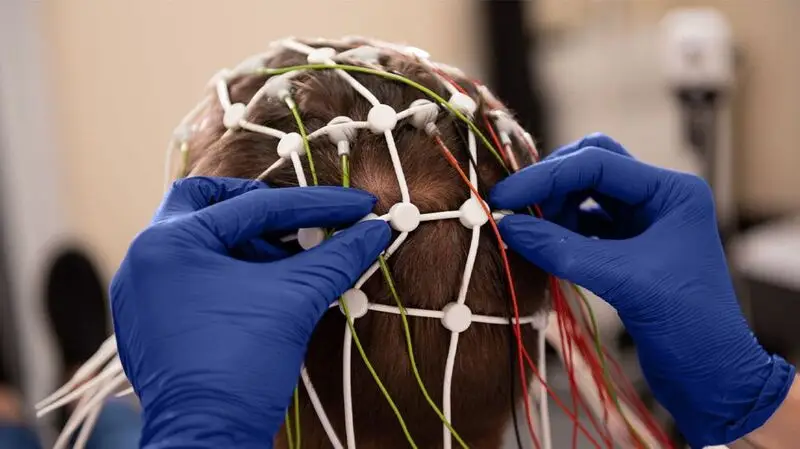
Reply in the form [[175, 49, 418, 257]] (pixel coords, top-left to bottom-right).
[[661, 9, 736, 240], [45, 250, 110, 371], [733, 218, 800, 365], [481, 0, 550, 154]]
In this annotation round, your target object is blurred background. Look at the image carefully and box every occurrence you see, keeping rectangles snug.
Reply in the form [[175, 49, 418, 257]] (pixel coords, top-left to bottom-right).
[[0, 0, 798, 447]]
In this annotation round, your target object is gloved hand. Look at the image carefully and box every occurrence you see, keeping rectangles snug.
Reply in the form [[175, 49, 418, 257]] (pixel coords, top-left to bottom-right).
[[490, 134, 796, 447], [111, 177, 390, 449]]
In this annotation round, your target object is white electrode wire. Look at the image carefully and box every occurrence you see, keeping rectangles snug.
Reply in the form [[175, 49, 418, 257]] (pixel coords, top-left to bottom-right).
[[36, 339, 118, 410], [354, 232, 409, 289], [436, 74, 461, 96], [384, 130, 410, 203], [440, 226, 480, 449], [36, 336, 118, 410], [302, 368, 345, 449], [395, 102, 439, 121], [58, 382, 99, 449], [366, 303, 541, 325], [472, 314, 540, 326], [342, 325, 356, 449], [307, 122, 369, 141], [442, 129, 480, 449], [164, 97, 213, 191], [164, 140, 178, 192], [37, 357, 123, 418], [74, 399, 103, 449], [419, 211, 461, 222], [368, 303, 444, 319], [245, 78, 277, 115], [216, 78, 232, 110], [544, 315, 659, 448], [256, 158, 286, 182], [290, 152, 309, 187], [281, 38, 315, 54], [240, 120, 287, 139], [537, 323, 552, 449], [442, 332, 460, 449], [53, 373, 129, 449], [335, 69, 380, 106], [281, 37, 380, 106], [115, 386, 134, 398]]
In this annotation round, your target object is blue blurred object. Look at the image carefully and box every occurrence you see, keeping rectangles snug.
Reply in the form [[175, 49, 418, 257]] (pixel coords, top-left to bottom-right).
[[111, 177, 390, 448], [490, 134, 795, 447]]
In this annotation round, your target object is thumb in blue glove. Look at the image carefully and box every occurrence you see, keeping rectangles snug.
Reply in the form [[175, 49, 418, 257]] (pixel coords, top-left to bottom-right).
[[111, 177, 391, 448], [490, 134, 795, 447]]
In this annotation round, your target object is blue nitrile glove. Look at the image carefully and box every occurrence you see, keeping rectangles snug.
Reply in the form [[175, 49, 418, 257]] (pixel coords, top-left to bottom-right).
[[110, 177, 390, 449], [490, 134, 796, 447]]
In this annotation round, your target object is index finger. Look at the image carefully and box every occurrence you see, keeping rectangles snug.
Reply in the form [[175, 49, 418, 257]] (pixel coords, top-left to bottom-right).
[[489, 147, 664, 210], [192, 186, 378, 249], [548, 132, 634, 160], [155, 177, 268, 222]]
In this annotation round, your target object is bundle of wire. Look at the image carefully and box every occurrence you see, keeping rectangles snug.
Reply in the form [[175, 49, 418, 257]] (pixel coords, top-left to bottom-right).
[[36, 37, 674, 449]]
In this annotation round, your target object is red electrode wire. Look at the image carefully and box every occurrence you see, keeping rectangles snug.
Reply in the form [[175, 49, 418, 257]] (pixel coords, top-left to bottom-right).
[[433, 133, 616, 449]]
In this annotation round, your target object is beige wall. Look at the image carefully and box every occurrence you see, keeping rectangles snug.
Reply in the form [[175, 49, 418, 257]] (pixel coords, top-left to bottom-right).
[[40, 0, 800, 276], [533, 0, 800, 217], [40, 0, 482, 275]]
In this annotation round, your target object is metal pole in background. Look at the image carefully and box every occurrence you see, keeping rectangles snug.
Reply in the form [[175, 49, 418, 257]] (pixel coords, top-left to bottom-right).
[[480, 0, 551, 154]]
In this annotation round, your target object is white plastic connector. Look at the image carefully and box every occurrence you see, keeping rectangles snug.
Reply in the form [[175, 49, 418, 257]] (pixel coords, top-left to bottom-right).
[[459, 198, 489, 229], [409, 99, 439, 129], [388, 203, 420, 232], [234, 56, 265, 74], [206, 69, 231, 88], [223, 103, 247, 129], [338, 46, 380, 63], [358, 212, 381, 223], [277, 132, 304, 158], [404, 46, 430, 60], [492, 210, 514, 222], [297, 227, 326, 250], [531, 312, 550, 331], [327, 116, 356, 145], [265, 74, 293, 100], [441, 303, 472, 333], [495, 114, 516, 135], [307, 47, 337, 64], [449, 92, 477, 117], [340, 288, 369, 319], [367, 104, 398, 133], [173, 124, 192, 142]]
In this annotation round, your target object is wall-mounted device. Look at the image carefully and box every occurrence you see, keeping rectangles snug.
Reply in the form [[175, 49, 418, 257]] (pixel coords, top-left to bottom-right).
[[661, 8, 736, 238]]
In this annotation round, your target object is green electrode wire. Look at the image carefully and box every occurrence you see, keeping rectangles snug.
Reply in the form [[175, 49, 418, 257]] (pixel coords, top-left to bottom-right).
[[572, 285, 645, 446], [290, 104, 419, 447], [341, 154, 351, 187], [179, 142, 190, 177], [340, 298, 419, 448], [259, 64, 508, 172], [216, 63, 631, 447], [294, 389, 301, 448], [377, 257, 469, 449], [285, 411, 295, 449], [288, 101, 319, 186]]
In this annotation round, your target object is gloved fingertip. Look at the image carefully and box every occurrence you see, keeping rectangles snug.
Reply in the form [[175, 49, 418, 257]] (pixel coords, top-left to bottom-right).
[[497, 213, 540, 236], [309, 186, 379, 206], [334, 219, 392, 256]]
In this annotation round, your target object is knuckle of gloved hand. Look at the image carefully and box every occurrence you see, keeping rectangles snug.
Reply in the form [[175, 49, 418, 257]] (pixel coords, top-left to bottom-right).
[[581, 132, 623, 152], [678, 173, 713, 199], [126, 226, 173, 268]]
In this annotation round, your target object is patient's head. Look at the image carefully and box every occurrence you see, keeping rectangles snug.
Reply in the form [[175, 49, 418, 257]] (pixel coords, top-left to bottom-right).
[[180, 37, 548, 449]]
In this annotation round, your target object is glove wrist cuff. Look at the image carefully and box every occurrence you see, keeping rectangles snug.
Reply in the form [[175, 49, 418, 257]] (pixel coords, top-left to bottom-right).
[[721, 354, 796, 443]]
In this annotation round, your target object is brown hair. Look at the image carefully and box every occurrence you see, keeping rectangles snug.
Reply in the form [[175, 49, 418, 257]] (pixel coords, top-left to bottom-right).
[[185, 39, 548, 449]]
